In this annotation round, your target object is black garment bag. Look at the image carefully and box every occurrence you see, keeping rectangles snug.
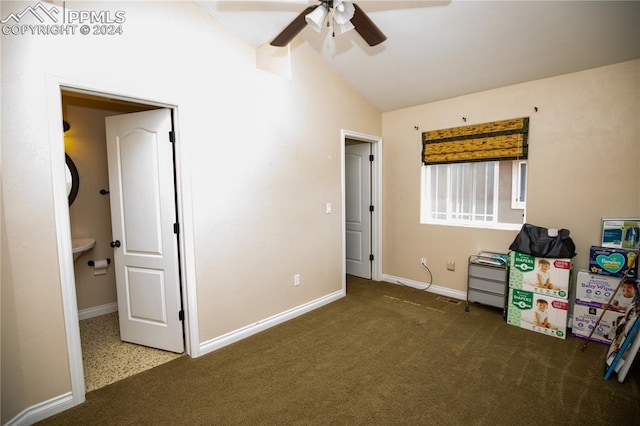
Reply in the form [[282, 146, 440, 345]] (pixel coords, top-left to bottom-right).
[[509, 223, 576, 258]]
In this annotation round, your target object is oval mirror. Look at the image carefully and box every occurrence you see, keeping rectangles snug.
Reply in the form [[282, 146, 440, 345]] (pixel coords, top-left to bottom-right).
[[65, 154, 79, 206]]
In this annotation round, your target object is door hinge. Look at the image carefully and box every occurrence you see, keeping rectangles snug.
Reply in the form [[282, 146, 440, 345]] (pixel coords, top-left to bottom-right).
[[369, 254, 374, 261], [173, 223, 180, 234], [169, 131, 176, 143], [369, 154, 374, 162], [369, 205, 374, 212], [179, 310, 184, 321]]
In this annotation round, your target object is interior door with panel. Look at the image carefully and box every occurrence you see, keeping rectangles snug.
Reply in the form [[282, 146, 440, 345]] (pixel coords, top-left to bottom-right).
[[105, 108, 184, 353], [345, 142, 372, 279]]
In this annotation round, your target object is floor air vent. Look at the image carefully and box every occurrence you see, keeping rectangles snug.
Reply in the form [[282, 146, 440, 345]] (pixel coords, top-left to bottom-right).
[[436, 296, 461, 305]]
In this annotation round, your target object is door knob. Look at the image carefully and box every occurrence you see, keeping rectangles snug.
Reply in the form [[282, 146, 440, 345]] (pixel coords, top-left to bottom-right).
[[110, 240, 121, 248]]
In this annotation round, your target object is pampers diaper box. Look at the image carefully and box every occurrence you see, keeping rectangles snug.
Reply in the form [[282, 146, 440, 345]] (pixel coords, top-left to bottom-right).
[[509, 251, 571, 299], [575, 270, 624, 305], [507, 288, 568, 339], [571, 301, 625, 344], [588, 246, 638, 279]]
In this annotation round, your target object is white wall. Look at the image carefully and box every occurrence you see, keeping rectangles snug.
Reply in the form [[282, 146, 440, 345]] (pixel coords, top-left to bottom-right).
[[0, 1, 381, 422]]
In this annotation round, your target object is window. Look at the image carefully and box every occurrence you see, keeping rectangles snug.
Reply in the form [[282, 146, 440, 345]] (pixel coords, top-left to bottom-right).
[[420, 117, 529, 229], [512, 160, 527, 209], [421, 160, 526, 229]]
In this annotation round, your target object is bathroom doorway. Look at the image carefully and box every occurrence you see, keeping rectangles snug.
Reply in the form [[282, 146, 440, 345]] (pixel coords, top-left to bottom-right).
[[341, 130, 383, 283], [62, 91, 184, 391]]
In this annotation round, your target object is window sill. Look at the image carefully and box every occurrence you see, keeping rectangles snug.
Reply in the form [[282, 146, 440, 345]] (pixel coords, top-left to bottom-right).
[[420, 220, 523, 231]]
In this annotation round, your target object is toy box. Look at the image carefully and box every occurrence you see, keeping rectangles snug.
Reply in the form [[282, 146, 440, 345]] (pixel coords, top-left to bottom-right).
[[588, 246, 638, 279], [601, 219, 640, 250], [572, 302, 626, 345], [574, 270, 631, 305], [506, 288, 568, 339], [509, 251, 571, 299]]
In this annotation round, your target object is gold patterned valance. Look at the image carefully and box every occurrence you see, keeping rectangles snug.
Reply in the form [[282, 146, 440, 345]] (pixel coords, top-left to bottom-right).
[[422, 117, 529, 165]]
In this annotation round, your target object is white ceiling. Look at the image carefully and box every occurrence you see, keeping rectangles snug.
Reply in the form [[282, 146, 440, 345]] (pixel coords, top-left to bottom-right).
[[196, 1, 640, 112]]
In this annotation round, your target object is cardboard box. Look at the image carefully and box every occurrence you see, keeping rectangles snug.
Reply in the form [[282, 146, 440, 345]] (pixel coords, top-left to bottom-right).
[[571, 302, 626, 345], [509, 251, 571, 299], [588, 246, 638, 279], [575, 270, 630, 305], [601, 219, 640, 250], [506, 288, 568, 339]]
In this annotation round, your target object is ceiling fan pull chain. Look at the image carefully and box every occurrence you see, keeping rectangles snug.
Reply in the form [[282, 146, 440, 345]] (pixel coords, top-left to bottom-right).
[[331, 13, 335, 37]]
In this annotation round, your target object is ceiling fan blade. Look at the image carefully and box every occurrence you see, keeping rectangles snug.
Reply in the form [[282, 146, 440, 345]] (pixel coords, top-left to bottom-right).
[[351, 3, 387, 47], [270, 5, 318, 47]]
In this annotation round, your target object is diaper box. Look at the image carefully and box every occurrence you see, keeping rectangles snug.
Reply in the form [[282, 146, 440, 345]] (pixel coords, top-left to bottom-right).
[[506, 288, 568, 339], [588, 246, 638, 279], [509, 251, 571, 299], [601, 219, 640, 250], [575, 270, 626, 305], [571, 302, 626, 345]]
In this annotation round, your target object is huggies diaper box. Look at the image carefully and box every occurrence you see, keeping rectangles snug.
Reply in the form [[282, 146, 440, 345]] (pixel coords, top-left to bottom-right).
[[507, 288, 568, 339], [571, 302, 625, 345], [588, 246, 638, 279], [509, 251, 571, 299]]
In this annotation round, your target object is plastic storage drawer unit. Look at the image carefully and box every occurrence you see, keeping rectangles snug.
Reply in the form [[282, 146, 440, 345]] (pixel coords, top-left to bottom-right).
[[466, 252, 509, 317]]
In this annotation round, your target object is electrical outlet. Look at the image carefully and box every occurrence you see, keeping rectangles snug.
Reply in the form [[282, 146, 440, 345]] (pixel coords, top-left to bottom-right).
[[294, 274, 301, 286], [421, 258, 427, 266], [447, 261, 455, 271]]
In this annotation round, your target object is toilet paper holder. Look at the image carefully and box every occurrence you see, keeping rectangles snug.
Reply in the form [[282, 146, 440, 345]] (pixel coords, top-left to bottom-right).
[[88, 258, 111, 267]]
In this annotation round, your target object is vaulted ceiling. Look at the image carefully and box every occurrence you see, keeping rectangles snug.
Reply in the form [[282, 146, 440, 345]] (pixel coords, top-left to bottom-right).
[[197, 1, 640, 112]]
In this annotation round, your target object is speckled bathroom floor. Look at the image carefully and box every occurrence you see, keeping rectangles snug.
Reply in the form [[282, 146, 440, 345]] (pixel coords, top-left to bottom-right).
[[79, 312, 184, 392]]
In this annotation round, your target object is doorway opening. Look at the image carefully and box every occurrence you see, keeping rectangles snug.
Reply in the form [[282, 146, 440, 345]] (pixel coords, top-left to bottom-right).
[[342, 130, 382, 285], [62, 91, 185, 391]]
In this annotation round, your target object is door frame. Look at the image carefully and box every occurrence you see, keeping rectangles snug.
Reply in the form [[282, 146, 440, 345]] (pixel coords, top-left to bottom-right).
[[45, 75, 199, 408], [341, 129, 382, 286]]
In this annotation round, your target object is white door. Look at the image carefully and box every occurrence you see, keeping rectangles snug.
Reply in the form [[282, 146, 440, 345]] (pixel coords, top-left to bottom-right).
[[105, 109, 184, 353], [345, 142, 372, 279]]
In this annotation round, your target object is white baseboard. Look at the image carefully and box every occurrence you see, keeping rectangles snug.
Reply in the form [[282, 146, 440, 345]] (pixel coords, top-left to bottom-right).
[[199, 289, 345, 357], [5, 392, 74, 426], [78, 302, 118, 320], [382, 273, 467, 301]]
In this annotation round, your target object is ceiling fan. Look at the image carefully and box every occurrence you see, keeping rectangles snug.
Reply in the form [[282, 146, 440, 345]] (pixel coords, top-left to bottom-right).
[[270, 0, 386, 47]]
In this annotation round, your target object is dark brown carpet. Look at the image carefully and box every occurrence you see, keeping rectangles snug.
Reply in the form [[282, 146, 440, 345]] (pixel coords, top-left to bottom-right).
[[40, 276, 639, 425]]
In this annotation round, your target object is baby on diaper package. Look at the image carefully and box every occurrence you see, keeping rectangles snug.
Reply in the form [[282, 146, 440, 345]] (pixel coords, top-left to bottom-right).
[[507, 288, 568, 339], [588, 246, 638, 279], [509, 251, 571, 299]]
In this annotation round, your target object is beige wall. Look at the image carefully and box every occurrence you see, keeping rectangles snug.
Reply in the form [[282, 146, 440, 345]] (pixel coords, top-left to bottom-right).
[[64, 100, 117, 310], [0, 1, 381, 422], [382, 59, 640, 294]]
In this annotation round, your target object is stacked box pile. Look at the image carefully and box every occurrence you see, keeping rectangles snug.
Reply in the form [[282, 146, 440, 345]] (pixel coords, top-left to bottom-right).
[[507, 251, 571, 339], [571, 245, 638, 344]]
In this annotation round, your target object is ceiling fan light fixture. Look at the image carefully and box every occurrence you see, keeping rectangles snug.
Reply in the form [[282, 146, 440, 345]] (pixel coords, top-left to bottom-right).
[[270, 1, 386, 47], [305, 4, 329, 33], [334, 20, 355, 35], [333, 0, 355, 24]]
